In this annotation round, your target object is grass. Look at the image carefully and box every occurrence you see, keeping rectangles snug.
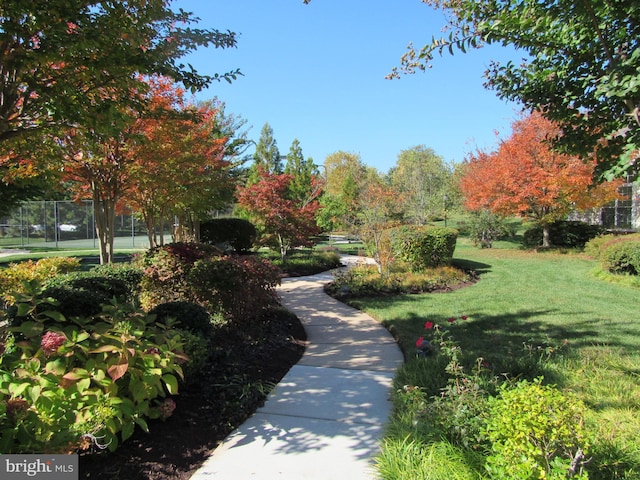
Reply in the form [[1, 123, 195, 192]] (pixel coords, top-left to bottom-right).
[[345, 239, 640, 479]]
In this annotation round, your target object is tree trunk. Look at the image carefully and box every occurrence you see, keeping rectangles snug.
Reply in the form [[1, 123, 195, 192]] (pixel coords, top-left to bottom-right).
[[542, 224, 551, 248], [93, 187, 116, 264], [143, 211, 157, 248], [277, 232, 288, 262]]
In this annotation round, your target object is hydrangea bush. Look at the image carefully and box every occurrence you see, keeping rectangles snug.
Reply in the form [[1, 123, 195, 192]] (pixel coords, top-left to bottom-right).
[[0, 282, 186, 453]]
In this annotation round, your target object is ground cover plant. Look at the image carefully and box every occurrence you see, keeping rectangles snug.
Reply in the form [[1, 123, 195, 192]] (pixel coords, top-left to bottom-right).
[[333, 239, 639, 479], [262, 247, 342, 277]]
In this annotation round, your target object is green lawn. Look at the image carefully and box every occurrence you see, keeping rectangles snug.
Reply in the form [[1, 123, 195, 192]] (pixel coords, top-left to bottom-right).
[[349, 239, 640, 479]]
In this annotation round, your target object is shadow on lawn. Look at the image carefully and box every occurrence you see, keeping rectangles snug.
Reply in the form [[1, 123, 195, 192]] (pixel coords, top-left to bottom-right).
[[452, 258, 492, 276], [381, 305, 610, 384]]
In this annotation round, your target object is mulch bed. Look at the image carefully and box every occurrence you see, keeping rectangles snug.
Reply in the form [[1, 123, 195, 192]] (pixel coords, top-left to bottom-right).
[[78, 309, 307, 480]]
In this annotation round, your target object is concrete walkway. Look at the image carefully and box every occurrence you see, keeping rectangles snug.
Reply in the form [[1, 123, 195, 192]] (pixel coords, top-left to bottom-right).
[[191, 267, 404, 479]]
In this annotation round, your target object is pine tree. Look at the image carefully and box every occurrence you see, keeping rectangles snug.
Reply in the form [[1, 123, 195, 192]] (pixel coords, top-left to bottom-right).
[[284, 139, 318, 205], [247, 123, 282, 184]]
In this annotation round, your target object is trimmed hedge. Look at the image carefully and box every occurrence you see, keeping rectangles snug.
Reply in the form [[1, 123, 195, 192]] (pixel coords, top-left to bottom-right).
[[391, 226, 458, 272], [522, 221, 604, 249], [601, 240, 640, 275], [200, 218, 257, 253]]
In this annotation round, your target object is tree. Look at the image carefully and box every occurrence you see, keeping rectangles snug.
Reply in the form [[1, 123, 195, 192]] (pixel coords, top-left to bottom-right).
[[284, 138, 320, 205], [356, 174, 405, 274], [0, 0, 240, 208], [247, 123, 282, 184], [389, 145, 453, 225], [388, 0, 640, 181], [236, 169, 320, 261], [460, 113, 621, 247], [127, 80, 238, 247], [317, 151, 370, 234], [0, 144, 57, 216], [0, 1, 239, 143], [62, 129, 133, 264]]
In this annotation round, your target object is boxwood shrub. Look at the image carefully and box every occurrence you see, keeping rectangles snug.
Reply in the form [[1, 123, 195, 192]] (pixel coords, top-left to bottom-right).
[[391, 226, 458, 272], [601, 240, 640, 275], [200, 218, 257, 253]]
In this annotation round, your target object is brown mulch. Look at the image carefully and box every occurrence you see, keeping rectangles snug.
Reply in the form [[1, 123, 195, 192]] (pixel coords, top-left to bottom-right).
[[78, 310, 307, 480]]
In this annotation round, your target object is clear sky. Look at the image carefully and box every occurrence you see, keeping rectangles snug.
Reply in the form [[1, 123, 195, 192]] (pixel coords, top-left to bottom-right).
[[174, 0, 524, 173]]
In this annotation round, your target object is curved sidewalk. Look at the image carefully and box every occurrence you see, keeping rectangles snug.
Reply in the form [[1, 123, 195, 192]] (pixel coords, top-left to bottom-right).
[[191, 269, 404, 479]]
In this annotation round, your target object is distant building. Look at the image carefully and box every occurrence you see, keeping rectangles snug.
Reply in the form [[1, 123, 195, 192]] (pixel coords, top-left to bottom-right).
[[570, 181, 639, 231]]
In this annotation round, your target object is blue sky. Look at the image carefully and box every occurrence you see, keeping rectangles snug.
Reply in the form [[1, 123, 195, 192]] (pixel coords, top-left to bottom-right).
[[175, 0, 524, 173]]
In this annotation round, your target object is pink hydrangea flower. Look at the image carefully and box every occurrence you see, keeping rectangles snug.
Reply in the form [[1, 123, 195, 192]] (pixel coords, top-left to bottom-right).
[[415, 336, 425, 348], [41, 331, 66, 356], [424, 321, 434, 330], [159, 398, 177, 420]]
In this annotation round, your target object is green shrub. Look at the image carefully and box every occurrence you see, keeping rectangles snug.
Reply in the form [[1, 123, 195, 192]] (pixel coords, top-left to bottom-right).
[[457, 211, 517, 248], [47, 275, 129, 301], [484, 378, 589, 479], [268, 249, 342, 275], [30, 266, 142, 323], [176, 329, 210, 380], [200, 218, 257, 253], [584, 233, 640, 260], [40, 286, 108, 319], [0, 284, 186, 453], [601, 240, 640, 275], [390, 226, 458, 271], [90, 262, 143, 301], [522, 221, 604, 249], [149, 301, 214, 336]]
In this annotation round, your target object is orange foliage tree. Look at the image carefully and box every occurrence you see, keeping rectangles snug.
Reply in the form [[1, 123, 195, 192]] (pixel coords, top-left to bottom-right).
[[127, 78, 234, 247], [63, 77, 238, 262], [460, 112, 620, 247]]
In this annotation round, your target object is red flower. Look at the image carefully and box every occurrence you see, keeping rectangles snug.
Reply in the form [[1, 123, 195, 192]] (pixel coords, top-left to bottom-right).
[[461, 315, 468, 320], [447, 317, 456, 323], [416, 336, 425, 348], [424, 321, 434, 330]]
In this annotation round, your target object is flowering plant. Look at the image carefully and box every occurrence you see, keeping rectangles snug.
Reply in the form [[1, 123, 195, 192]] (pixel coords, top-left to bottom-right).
[[0, 282, 187, 453], [415, 315, 468, 359]]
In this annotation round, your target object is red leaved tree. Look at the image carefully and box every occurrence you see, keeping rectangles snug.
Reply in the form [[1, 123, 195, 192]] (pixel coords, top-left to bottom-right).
[[236, 168, 320, 261], [460, 112, 621, 247]]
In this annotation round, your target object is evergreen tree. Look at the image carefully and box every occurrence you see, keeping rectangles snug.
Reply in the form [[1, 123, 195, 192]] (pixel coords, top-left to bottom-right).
[[284, 139, 318, 205], [248, 123, 281, 184]]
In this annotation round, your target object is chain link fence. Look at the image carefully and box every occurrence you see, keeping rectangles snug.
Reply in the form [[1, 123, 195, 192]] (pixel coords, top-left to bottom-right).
[[0, 200, 152, 249]]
